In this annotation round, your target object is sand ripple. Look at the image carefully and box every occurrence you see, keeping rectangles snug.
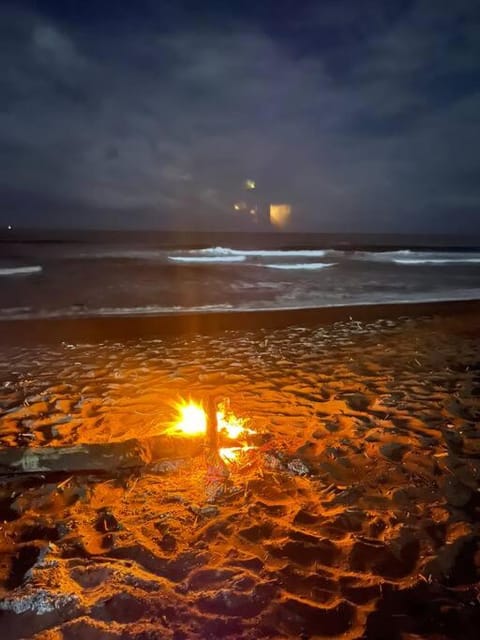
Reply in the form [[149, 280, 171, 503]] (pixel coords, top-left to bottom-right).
[[1, 314, 480, 638]]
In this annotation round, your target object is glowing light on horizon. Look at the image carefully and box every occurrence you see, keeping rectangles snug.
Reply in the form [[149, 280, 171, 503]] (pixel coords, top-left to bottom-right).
[[270, 204, 292, 228]]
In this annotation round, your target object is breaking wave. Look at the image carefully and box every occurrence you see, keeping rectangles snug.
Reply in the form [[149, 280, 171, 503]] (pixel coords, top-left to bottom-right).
[[355, 250, 480, 264], [0, 303, 235, 320], [393, 258, 480, 265], [168, 255, 246, 263], [264, 262, 336, 270], [190, 246, 328, 258], [0, 265, 42, 276], [92, 303, 235, 315]]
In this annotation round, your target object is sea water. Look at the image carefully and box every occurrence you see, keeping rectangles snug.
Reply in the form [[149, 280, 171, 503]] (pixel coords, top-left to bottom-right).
[[1, 234, 480, 319]]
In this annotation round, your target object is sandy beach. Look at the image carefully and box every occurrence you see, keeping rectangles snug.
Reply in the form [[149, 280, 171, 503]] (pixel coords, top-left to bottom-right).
[[1, 305, 480, 639]]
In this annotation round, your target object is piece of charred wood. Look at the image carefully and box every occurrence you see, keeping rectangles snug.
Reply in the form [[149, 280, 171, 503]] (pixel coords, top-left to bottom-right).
[[0, 435, 204, 475]]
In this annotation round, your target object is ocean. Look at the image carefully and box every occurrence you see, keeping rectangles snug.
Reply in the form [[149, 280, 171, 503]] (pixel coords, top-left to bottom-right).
[[1, 232, 480, 319]]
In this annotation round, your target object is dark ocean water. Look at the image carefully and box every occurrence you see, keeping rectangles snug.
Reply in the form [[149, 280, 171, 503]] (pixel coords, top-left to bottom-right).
[[1, 233, 480, 319]]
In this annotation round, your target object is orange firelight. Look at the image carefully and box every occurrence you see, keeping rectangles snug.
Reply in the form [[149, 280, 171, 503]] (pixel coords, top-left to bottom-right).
[[167, 399, 251, 439], [165, 399, 255, 465], [166, 399, 207, 436], [219, 446, 254, 464], [216, 400, 253, 440]]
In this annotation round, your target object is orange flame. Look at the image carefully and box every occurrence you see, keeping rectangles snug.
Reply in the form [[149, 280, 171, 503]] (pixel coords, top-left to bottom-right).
[[216, 400, 253, 440], [165, 399, 207, 436], [165, 399, 255, 465], [167, 398, 252, 440]]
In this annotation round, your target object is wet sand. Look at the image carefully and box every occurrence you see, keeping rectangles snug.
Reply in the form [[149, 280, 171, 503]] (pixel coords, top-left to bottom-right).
[[1, 309, 480, 639], [1, 298, 480, 345]]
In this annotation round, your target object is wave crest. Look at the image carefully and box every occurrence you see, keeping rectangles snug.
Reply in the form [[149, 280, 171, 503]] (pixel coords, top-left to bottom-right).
[[190, 246, 328, 258], [393, 258, 480, 265], [168, 255, 246, 263], [264, 262, 336, 270], [0, 265, 42, 276]]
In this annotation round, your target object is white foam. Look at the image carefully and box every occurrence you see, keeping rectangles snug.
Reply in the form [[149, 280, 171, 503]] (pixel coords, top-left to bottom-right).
[[375, 250, 413, 256], [191, 246, 328, 258], [0, 303, 235, 319], [393, 258, 480, 265], [168, 255, 246, 263], [0, 265, 42, 276], [356, 250, 480, 264], [93, 303, 235, 316], [0, 306, 32, 315], [264, 262, 336, 270], [353, 250, 417, 262], [3, 293, 480, 321]]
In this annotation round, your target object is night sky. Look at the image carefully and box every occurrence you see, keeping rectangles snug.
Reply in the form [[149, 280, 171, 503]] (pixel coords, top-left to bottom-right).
[[1, 0, 479, 232]]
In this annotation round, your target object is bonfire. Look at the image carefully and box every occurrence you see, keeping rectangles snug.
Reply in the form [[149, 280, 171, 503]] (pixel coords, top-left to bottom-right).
[[166, 397, 257, 501]]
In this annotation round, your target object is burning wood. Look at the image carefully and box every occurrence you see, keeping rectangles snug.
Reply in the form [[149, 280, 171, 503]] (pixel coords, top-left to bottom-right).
[[163, 396, 261, 500], [204, 396, 230, 501], [0, 397, 261, 481], [165, 397, 258, 465]]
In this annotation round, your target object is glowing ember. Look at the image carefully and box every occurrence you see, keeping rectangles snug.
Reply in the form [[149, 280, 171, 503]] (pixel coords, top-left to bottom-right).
[[219, 447, 240, 463], [219, 446, 254, 464]]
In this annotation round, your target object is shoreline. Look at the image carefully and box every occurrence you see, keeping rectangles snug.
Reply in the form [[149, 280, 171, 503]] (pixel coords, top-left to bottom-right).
[[1, 297, 480, 345]]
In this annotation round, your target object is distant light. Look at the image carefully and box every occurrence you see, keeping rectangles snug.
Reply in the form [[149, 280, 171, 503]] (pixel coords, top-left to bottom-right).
[[270, 204, 292, 228], [7, 225, 12, 230], [244, 179, 256, 190], [233, 201, 247, 211], [249, 208, 256, 215]]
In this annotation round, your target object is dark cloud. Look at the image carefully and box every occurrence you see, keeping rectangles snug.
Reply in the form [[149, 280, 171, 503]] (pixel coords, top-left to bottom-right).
[[1, 0, 479, 231]]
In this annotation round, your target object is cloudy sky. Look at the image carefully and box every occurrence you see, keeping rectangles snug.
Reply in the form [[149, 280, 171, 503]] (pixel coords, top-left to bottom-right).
[[1, 0, 479, 232]]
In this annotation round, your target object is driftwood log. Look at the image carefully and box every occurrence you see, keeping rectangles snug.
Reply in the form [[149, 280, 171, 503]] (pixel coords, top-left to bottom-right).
[[0, 435, 205, 476]]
